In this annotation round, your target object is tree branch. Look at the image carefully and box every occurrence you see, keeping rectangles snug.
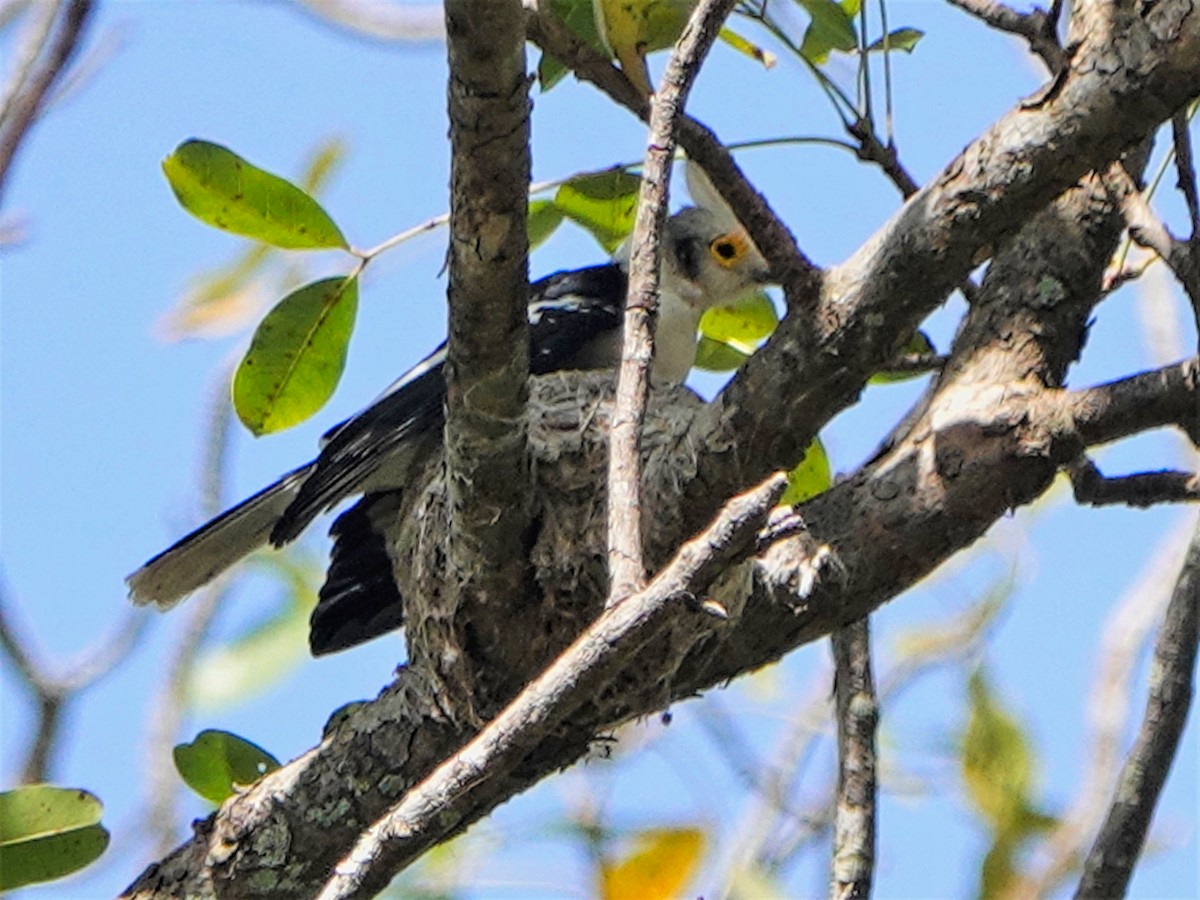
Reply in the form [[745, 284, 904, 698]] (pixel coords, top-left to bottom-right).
[[316, 472, 788, 899], [607, 0, 738, 603], [1075, 515, 1200, 897], [1064, 358, 1200, 449], [442, 0, 533, 712], [830, 619, 878, 900], [0, 0, 94, 205], [944, 0, 1067, 74], [1069, 457, 1200, 507]]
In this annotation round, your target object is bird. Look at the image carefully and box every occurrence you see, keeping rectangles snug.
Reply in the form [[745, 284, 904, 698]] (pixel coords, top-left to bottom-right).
[[128, 189, 770, 656]]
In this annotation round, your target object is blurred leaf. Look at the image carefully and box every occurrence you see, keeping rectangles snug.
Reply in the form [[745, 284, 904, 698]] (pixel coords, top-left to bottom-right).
[[720, 27, 777, 68], [869, 330, 937, 384], [174, 730, 280, 805], [187, 555, 320, 711], [797, 0, 858, 64], [233, 275, 358, 436], [961, 669, 1037, 832], [700, 291, 778, 348], [0, 786, 109, 889], [865, 27, 924, 54], [162, 139, 348, 250], [780, 437, 833, 505], [528, 199, 566, 250], [298, 136, 348, 195], [892, 570, 1012, 661], [554, 169, 642, 252], [599, 827, 705, 900], [694, 335, 750, 372]]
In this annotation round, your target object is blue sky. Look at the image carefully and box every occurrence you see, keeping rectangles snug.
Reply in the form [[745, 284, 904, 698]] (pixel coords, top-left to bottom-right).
[[1, 2, 1196, 897]]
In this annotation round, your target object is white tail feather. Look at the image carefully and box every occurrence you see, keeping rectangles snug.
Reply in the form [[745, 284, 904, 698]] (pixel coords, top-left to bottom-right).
[[127, 464, 313, 609]]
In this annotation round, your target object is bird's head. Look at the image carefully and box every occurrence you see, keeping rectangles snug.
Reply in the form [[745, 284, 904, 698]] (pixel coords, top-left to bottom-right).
[[660, 205, 772, 310]]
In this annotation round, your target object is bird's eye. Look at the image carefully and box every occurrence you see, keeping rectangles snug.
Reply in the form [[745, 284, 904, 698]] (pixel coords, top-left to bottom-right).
[[709, 234, 746, 268]]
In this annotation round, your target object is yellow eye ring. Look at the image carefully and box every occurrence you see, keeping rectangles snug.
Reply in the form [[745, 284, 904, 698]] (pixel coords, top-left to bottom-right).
[[709, 233, 747, 268]]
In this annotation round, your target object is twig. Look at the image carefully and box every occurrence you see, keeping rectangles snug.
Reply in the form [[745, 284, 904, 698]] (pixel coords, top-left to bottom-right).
[[1109, 164, 1200, 320], [1171, 109, 1200, 244], [1068, 457, 1200, 507], [317, 472, 789, 900], [830, 619, 878, 900], [0, 576, 149, 784], [0, 0, 94, 205], [944, 0, 1067, 74], [1020, 523, 1193, 896], [607, 0, 738, 603], [1075, 515, 1200, 897], [142, 371, 235, 854]]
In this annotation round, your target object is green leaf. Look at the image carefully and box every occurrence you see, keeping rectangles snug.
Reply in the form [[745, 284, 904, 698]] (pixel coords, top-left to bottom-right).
[[162, 139, 348, 250], [780, 437, 832, 505], [865, 27, 924, 54], [693, 336, 750, 372], [174, 730, 281, 805], [187, 555, 320, 711], [554, 170, 642, 252], [797, 0, 859, 64], [233, 275, 359, 436], [528, 199, 566, 250], [0, 785, 109, 889], [699, 291, 779, 348], [961, 669, 1041, 832]]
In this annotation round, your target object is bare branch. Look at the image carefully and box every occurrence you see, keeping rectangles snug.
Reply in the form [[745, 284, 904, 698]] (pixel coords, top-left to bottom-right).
[[1069, 457, 1200, 507], [607, 0, 738, 603], [317, 473, 789, 899], [1063, 358, 1200, 449], [830, 619, 878, 900], [0, 0, 94, 204], [1108, 164, 1200, 321], [1075, 515, 1200, 897], [1171, 110, 1200, 243], [944, 0, 1067, 74]]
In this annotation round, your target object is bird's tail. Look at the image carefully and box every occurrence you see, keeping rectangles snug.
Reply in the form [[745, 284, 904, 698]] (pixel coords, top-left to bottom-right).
[[127, 463, 314, 609]]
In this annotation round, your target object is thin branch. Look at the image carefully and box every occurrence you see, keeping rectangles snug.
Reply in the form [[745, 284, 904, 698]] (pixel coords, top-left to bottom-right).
[[607, 0, 738, 603], [1020, 523, 1194, 896], [317, 473, 789, 900], [1068, 457, 1200, 507], [830, 619, 878, 900], [1109, 164, 1200, 319], [0, 0, 94, 205], [1171, 109, 1200, 243], [1075, 515, 1200, 897], [944, 0, 1068, 74]]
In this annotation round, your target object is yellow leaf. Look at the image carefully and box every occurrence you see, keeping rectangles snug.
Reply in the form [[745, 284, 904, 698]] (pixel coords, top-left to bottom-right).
[[593, 0, 697, 93], [599, 827, 706, 900]]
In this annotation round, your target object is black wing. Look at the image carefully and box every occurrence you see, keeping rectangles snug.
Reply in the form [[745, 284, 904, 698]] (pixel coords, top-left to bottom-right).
[[297, 263, 627, 654]]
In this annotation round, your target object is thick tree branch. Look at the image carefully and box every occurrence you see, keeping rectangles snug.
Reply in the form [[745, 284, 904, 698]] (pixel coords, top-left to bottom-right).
[[442, 0, 533, 713], [1064, 358, 1200, 448], [316, 473, 788, 899], [608, 0, 737, 603], [1075, 515, 1200, 898]]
